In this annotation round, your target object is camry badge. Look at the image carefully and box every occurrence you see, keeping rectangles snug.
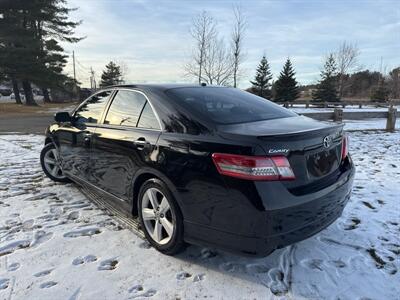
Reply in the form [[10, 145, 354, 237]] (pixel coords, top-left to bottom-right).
[[268, 148, 289, 154]]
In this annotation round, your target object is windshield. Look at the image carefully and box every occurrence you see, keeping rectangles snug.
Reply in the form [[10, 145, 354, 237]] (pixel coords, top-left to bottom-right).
[[165, 87, 297, 125]]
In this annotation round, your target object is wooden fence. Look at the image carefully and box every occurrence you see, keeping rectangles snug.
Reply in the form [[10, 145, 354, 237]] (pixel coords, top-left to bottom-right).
[[300, 107, 398, 132], [277, 100, 400, 109]]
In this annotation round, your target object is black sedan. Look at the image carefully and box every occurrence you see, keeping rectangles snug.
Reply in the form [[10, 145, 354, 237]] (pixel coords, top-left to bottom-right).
[[40, 84, 355, 256]]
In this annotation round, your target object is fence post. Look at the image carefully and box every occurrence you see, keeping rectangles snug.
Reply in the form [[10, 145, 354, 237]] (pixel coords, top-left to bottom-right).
[[333, 108, 343, 122], [386, 106, 397, 132], [306, 100, 309, 108]]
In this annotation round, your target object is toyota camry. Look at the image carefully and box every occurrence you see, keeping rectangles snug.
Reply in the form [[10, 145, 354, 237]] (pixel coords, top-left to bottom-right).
[[40, 84, 355, 256]]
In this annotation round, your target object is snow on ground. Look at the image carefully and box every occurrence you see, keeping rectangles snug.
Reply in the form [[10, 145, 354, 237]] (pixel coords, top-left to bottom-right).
[[289, 105, 398, 114], [0, 133, 399, 300], [0, 95, 44, 103], [343, 119, 400, 131]]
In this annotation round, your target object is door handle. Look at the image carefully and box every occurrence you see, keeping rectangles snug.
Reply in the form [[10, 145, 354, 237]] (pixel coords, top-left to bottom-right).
[[83, 133, 92, 147], [134, 137, 148, 150]]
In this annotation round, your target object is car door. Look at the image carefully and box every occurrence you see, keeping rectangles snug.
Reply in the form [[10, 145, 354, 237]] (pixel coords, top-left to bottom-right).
[[89, 89, 162, 202], [56, 90, 113, 181]]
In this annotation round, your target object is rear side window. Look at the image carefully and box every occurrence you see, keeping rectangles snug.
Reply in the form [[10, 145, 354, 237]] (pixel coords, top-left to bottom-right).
[[104, 90, 146, 127], [74, 91, 112, 124], [165, 87, 296, 124], [137, 102, 160, 130]]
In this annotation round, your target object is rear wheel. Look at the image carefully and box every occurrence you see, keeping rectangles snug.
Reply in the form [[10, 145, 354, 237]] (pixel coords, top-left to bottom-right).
[[40, 143, 70, 183], [138, 178, 185, 255]]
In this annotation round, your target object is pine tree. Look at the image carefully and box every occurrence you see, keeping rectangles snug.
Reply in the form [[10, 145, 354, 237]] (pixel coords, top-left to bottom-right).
[[30, 0, 82, 102], [274, 58, 299, 102], [0, 0, 81, 105], [250, 55, 273, 98], [36, 39, 70, 102], [0, 3, 36, 105], [100, 62, 123, 87], [313, 54, 339, 102]]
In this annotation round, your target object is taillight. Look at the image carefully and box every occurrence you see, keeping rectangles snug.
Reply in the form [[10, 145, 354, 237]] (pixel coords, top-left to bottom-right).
[[211, 153, 295, 181], [341, 134, 349, 161]]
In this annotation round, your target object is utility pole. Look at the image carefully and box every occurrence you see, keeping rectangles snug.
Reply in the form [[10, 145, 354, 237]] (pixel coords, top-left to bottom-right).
[[90, 67, 92, 89], [90, 67, 96, 91], [72, 50, 76, 83]]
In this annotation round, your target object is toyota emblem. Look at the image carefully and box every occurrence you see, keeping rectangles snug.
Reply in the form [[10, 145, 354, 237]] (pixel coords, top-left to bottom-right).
[[323, 136, 332, 148]]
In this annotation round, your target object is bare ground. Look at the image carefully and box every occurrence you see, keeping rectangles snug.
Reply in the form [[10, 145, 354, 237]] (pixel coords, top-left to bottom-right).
[[0, 102, 77, 134]]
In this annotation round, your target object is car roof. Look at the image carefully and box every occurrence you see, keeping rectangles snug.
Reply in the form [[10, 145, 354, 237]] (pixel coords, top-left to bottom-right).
[[104, 83, 224, 92]]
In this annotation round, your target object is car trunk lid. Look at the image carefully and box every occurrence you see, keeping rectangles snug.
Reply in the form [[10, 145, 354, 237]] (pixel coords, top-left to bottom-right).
[[217, 116, 345, 191]]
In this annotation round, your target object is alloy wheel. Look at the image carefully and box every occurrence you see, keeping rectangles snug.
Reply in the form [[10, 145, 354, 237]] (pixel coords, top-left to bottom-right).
[[141, 187, 175, 245], [43, 148, 66, 180]]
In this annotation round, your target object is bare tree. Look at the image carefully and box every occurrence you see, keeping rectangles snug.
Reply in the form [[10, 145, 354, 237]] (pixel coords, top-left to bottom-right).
[[203, 37, 233, 86], [335, 41, 360, 98], [231, 5, 247, 88], [116, 60, 129, 83], [186, 11, 217, 84]]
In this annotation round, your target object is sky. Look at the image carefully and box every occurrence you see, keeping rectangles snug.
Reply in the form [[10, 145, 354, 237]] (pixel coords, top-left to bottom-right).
[[62, 0, 400, 88]]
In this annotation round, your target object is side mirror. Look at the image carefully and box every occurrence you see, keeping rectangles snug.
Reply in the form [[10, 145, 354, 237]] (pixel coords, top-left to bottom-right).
[[54, 111, 71, 123]]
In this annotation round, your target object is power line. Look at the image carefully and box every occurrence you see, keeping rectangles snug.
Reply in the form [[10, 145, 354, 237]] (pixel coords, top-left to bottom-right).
[[75, 58, 90, 71], [69, 51, 94, 87], [74, 61, 89, 76]]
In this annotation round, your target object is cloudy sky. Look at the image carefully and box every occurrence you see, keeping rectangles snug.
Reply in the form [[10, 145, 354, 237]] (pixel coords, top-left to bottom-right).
[[63, 0, 400, 88]]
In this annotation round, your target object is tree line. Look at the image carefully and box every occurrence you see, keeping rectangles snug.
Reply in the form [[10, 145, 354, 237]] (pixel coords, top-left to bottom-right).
[[243, 42, 399, 102], [0, 0, 82, 106], [309, 50, 399, 102], [232, 43, 399, 103]]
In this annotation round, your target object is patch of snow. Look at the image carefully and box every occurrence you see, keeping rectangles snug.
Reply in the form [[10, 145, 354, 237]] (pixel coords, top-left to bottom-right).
[[344, 119, 400, 131], [0, 133, 399, 299], [289, 105, 398, 114], [0, 95, 44, 103]]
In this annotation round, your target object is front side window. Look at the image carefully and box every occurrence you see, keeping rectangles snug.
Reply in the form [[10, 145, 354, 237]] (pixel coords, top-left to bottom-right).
[[74, 91, 112, 124], [137, 102, 160, 130], [104, 90, 146, 127]]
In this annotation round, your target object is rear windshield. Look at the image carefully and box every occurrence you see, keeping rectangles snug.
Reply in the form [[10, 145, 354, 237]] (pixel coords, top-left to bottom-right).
[[165, 87, 296, 124]]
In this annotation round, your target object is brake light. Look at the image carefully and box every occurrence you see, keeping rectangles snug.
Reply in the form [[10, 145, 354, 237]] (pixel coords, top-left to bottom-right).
[[341, 134, 349, 161], [211, 153, 295, 181]]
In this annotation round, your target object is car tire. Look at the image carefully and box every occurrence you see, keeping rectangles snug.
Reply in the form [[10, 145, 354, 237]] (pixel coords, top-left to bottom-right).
[[138, 178, 186, 255], [40, 143, 71, 183]]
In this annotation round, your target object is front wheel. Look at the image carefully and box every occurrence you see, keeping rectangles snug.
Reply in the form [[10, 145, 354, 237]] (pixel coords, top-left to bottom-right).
[[40, 143, 70, 183], [138, 178, 186, 255]]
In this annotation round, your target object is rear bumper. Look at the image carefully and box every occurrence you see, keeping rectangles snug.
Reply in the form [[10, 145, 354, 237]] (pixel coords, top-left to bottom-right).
[[184, 163, 355, 257]]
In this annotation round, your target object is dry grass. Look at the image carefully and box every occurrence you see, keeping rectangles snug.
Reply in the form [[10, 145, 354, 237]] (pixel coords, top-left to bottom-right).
[[0, 102, 78, 116]]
